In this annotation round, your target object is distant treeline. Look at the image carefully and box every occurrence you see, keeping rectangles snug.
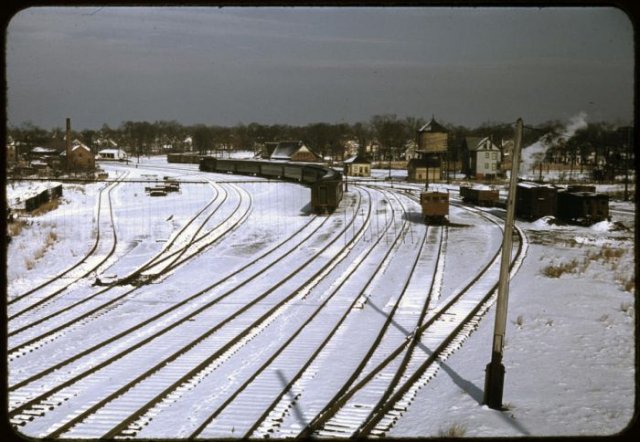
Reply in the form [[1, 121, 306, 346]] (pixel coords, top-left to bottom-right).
[[7, 115, 632, 170]]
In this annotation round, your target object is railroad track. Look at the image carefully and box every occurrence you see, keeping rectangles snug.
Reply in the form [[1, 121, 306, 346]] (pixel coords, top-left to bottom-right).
[[8, 178, 528, 439], [7, 188, 368, 437], [244, 187, 446, 439], [7, 172, 129, 311], [7, 176, 219, 324], [7, 182, 249, 353], [293, 197, 528, 438], [74, 185, 436, 439]]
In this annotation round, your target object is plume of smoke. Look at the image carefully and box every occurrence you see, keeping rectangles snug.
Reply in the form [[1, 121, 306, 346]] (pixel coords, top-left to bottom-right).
[[519, 112, 588, 179]]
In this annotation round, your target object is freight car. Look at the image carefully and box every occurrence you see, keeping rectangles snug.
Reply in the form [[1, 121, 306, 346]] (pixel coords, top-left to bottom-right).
[[459, 185, 500, 207], [556, 190, 609, 225], [167, 153, 203, 164], [515, 182, 558, 220], [420, 190, 449, 224], [199, 157, 343, 213]]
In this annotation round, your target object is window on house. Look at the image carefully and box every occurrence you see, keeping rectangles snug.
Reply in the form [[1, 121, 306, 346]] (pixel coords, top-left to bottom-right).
[[492, 163, 496, 171], [484, 163, 489, 170], [492, 152, 497, 159], [485, 152, 489, 158]]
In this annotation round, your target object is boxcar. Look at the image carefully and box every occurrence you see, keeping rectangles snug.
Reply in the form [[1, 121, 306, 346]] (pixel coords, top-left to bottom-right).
[[420, 191, 449, 224], [566, 184, 596, 193], [459, 185, 499, 207], [516, 182, 558, 220], [557, 191, 609, 225]]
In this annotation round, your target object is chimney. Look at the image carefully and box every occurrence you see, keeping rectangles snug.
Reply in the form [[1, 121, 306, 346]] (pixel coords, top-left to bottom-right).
[[66, 117, 71, 168]]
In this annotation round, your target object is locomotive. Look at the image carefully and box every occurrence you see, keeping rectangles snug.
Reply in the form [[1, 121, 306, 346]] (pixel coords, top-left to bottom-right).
[[199, 157, 343, 213]]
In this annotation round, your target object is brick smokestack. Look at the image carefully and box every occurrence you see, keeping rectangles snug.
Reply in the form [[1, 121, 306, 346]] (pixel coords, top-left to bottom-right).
[[66, 117, 71, 168]]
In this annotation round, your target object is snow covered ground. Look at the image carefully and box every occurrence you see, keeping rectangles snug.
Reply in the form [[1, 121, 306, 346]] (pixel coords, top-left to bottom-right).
[[5, 156, 635, 438]]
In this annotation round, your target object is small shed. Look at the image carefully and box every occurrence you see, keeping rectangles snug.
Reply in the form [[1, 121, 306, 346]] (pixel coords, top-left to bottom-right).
[[343, 155, 371, 177], [407, 156, 441, 182], [270, 141, 321, 162]]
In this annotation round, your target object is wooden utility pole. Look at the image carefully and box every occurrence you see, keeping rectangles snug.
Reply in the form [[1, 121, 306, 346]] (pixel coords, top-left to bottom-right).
[[483, 118, 523, 409], [65, 117, 72, 171]]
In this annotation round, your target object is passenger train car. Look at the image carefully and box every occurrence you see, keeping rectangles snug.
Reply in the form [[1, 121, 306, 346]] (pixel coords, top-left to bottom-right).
[[199, 157, 343, 213]]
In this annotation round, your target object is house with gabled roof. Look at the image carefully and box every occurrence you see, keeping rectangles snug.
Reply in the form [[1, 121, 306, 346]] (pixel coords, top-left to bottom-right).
[[270, 141, 321, 162], [462, 136, 501, 179], [65, 140, 95, 170], [343, 154, 371, 177]]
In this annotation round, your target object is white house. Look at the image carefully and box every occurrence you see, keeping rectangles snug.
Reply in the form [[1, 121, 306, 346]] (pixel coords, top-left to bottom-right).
[[97, 148, 129, 161], [463, 136, 501, 179]]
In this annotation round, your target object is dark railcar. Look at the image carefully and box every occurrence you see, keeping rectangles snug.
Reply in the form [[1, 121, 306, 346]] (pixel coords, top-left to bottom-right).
[[216, 159, 237, 173], [199, 156, 343, 213], [420, 191, 449, 224], [516, 182, 558, 220], [283, 165, 303, 182], [459, 185, 499, 207], [557, 191, 609, 225], [310, 169, 343, 213], [260, 162, 284, 179], [199, 156, 217, 172], [236, 160, 260, 175], [302, 166, 323, 184], [566, 184, 596, 193], [168, 153, 202, 164]]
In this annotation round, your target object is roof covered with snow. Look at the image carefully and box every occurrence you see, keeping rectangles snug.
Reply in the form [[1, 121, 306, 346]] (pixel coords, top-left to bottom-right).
[[343, 154, 371, 164], [465, 136, 500, 151], [418, 118, 449, 133], [270, 141, 319, 160]]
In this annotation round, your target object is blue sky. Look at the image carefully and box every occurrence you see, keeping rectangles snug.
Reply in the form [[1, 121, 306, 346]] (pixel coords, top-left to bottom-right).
[[5, 6, 634, 129]]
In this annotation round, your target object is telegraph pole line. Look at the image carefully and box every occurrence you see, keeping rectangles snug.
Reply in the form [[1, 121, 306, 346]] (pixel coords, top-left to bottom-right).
[[483, 118, 523, 409]]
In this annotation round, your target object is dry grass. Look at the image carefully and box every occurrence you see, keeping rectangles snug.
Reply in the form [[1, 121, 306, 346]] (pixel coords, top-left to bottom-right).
[[31, 198, 61, 216], [438, 423, 466, 438], [8, 219, 27, 236], [586, 245, 625, 263], [45, 230, 58, 247], [24, 258, 35, 270], [542, 259, 581, 278], [620, 302, 634, 315]]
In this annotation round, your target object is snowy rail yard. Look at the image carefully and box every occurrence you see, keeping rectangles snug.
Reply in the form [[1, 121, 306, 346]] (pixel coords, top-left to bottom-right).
[[5, 156, 635, 438]]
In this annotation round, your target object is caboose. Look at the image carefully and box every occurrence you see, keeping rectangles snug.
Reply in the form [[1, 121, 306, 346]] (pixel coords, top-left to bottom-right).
[[420, 191, 449, 224]]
